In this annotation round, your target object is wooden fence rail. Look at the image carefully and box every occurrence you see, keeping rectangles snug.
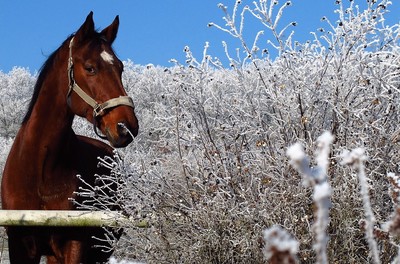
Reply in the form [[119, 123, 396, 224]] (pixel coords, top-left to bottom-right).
[[0, 210, 146, 228]]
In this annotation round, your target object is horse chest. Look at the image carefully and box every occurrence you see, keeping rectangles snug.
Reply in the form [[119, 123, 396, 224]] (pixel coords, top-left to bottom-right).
[[37, 166, 79, 208]]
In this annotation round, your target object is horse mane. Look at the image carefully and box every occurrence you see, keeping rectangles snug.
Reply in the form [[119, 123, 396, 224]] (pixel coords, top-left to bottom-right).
[[22, 36, 74, 124]]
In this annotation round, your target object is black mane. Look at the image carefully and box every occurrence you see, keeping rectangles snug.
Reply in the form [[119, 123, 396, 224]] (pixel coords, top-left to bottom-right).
[[22, 36, 74, 124]]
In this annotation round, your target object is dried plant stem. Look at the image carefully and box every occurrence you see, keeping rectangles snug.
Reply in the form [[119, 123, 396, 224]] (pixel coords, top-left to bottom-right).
[[287, 132, 333, 264], [342, 148, 381, 264]]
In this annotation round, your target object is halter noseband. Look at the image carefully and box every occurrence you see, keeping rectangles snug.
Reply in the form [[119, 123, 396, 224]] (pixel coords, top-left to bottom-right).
[[67, 37, 134, 139]]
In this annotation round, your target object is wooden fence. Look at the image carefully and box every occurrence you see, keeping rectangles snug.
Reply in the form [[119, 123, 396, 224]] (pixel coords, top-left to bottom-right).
[[0, 210, 147, 227], [0, 210, 147, 263]]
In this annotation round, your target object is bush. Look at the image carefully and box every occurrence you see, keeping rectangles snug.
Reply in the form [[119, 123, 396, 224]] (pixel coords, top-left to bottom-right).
[[0, 67, 35, 138], [108, 1, 400, 263]]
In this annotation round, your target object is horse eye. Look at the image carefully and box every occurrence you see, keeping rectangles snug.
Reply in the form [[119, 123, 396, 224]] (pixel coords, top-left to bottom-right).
[[85, 65, 96, 74]]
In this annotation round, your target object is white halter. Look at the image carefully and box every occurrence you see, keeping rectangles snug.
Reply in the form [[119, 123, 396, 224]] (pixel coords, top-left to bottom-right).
[[67, 37, 134, 138]]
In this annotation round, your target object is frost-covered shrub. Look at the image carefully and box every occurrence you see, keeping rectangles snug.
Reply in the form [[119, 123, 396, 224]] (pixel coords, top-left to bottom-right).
[[0, 67, 35, 137], [105, 1, 399, 263], [0, 137, 13, 175], [109, 257, 145, 264]]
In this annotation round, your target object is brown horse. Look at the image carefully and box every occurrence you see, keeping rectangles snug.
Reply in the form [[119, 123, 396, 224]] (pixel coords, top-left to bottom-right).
[[1, 12, 139, 263]]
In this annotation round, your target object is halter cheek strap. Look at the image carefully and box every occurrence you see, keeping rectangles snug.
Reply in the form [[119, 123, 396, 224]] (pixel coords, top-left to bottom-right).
[[67, 37, 135, 139]]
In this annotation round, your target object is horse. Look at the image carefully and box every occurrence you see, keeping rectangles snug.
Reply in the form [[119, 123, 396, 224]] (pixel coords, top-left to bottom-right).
[[1, 12, 139, 263]]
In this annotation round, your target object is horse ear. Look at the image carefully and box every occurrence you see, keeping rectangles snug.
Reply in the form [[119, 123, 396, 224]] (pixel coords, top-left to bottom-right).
[[74, 11, 95, 43], [101, 15, 119, 44]]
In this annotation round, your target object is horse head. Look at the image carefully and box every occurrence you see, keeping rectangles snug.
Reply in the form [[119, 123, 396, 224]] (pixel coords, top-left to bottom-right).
[[67, 12, 139, 148]]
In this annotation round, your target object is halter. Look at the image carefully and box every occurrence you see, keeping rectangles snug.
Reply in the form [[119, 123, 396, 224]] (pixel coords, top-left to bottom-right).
[[67, 37, 134, 139]]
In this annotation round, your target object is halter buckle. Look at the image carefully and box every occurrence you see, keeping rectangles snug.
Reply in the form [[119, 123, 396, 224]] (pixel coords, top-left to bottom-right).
[[93, 103, 105, 117]]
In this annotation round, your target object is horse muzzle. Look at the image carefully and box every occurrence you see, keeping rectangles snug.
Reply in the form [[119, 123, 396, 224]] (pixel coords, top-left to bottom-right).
[[99, 105, 139, 148], [105, 120, 139, 148]]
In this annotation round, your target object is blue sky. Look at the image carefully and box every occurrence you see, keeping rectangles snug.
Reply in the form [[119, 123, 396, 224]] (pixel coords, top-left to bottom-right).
[[0, 1, 398, 73]]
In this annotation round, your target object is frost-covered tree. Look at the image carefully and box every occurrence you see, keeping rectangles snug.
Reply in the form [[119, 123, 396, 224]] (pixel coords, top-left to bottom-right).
[[0, 67, 35, 137]]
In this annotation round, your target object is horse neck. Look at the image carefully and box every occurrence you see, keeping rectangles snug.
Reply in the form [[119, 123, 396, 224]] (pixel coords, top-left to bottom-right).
[[21, 49, 75, 152]]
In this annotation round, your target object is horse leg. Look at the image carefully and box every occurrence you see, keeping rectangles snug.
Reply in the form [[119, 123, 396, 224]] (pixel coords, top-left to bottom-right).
[[63, 240, 85, 264], [49, 234, 85, 264], [7, 227, 41, 264], [46, 256, 58, 264], [46, 246, 84, 264]]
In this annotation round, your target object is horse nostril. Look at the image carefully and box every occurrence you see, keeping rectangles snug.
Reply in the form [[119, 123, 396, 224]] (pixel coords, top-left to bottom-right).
[[117, 122, 129, 136], [117, 122, 138, 138], [109, 122, 138, 148]]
